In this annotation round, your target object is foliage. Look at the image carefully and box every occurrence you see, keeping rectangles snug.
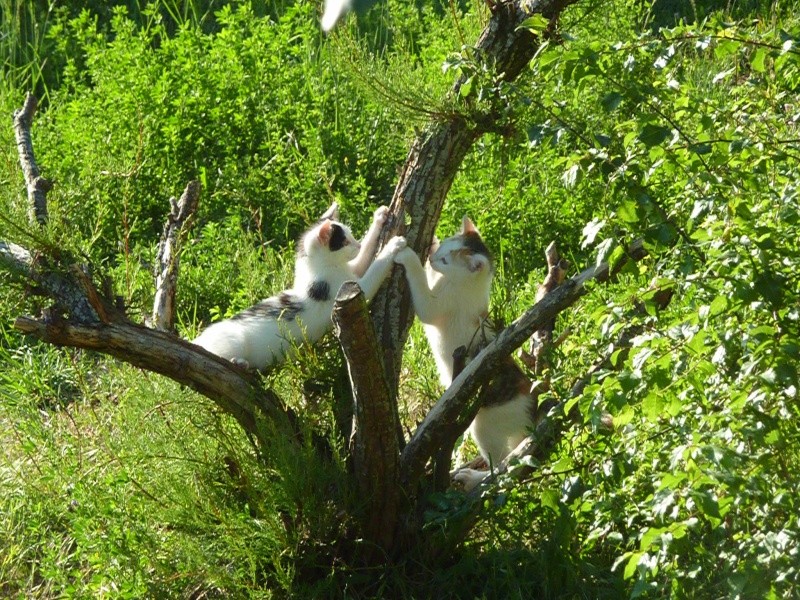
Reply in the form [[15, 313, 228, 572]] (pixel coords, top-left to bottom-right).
[[1, 0, 800, 597]]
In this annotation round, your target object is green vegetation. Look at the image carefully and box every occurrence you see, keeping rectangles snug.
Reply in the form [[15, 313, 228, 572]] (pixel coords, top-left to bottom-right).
[[2, 0, 799, 597]]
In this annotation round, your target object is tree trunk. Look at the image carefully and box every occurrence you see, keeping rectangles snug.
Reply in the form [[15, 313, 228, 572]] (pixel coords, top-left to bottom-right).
[[371, 0, 581, 400]]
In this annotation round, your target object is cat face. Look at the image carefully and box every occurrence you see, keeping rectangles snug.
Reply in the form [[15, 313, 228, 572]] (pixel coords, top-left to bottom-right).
[[429, 216, 493, 277], [306, 218, 360, 262]]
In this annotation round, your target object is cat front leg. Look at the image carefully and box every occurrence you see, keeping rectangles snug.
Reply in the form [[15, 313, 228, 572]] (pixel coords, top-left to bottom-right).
[[357, 235, 406, 301], [394, 247, 439, 324], [349, 205, 390, 277]]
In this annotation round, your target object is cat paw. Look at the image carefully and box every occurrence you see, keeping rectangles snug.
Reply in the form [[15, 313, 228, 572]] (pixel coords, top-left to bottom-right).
[[393, 246, 417, 265], [373, 205, 390, 225], [452, 468, 489, 492], [230, 357, 252, 370], [383, 235, 407, 256]]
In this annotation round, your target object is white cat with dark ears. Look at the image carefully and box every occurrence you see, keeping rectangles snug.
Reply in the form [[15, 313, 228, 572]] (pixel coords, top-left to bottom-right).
[[193, 204, 406, 370], [393, 216, 536, 490]]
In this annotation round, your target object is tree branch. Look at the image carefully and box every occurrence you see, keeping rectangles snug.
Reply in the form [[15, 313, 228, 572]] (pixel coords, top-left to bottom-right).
[[371, 0, 581, 399], [332, 281, 403, 560], [13, 93, 51, 226], [13, 315, 293, 445], [151, 181, 200, 331], [0, 241, 100, 323]]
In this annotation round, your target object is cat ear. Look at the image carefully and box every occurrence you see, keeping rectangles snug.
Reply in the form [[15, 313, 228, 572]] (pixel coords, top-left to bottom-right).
[[317, 220, 333, 245], [428, 236, 440, 255], [468, 254, 490, 273], [461, 215, 480, 236], [320, 202, 339, 221]]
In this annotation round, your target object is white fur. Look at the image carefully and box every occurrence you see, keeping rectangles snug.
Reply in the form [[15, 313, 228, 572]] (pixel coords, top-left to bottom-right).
[[321, 0, 351, 31], [395, 216, 534, 489], [194, 205, 405, 370]]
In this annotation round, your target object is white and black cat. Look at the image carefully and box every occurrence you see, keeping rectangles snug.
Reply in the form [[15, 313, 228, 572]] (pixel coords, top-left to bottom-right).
[[193, 204, 406, 370], [394, 216, 535, 490]]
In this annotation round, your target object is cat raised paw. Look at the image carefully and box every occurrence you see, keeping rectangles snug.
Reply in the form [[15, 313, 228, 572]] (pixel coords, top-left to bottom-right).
[[393, 246, 417, 266], [383, 235, 407, 256], [373, 205, 390, 226]]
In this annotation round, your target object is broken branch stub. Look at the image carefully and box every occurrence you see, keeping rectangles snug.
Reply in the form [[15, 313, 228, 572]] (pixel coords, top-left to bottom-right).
[[151, 181, 201, 331]]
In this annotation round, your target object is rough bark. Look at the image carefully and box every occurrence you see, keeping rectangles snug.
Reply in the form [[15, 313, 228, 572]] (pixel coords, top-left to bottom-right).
[[1, 241, 100, 324], [332, 281, 403, 560], [13, 93, 51, 226], [151, 181, 200, 331], [371, 0, 581, 400]]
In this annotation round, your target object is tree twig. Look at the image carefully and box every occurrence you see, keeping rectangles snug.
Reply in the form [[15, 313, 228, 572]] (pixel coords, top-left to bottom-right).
[[13, 93, 51, 226]]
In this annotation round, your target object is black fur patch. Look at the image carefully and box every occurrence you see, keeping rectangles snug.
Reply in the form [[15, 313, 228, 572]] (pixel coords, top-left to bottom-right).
[[478, 357, 533, 409], [329, 223, 347, 251], [307, 280, 330, 302], [460, 232, 494, 268], [231, 292, 304, 322]]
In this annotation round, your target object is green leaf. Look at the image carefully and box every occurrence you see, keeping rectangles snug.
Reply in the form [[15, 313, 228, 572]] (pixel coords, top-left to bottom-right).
[[640, 527, 665, 550], [638, 124, 671, 147], [460, 76, 473, 98], [540, 489, 560, 512], [709, 295, 729, 317], [751, 47, 767, 73], [617, 199, 640, 223], [624, 552, 643, 580], [642, 391, 664, 421], [714, 38, 740, 59], [693, 490, 721, 519], [601, 92, 623, 112], [518, 14, 549, 34]]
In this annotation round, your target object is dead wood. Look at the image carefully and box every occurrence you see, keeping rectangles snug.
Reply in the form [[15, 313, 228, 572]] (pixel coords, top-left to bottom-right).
[[13, 315, 294, 444], [13, 93, 51, 226], [151, 181, 201, 331]]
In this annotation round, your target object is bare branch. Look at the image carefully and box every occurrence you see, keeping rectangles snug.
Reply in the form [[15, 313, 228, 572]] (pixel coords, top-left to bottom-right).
[[332, 281, 403, 559], [13, 93, 51, 226], [13, 316, 293, 445], [1, 241, 100, 323], [521, 241, 570, 373], [151, 181, 201, 331]]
